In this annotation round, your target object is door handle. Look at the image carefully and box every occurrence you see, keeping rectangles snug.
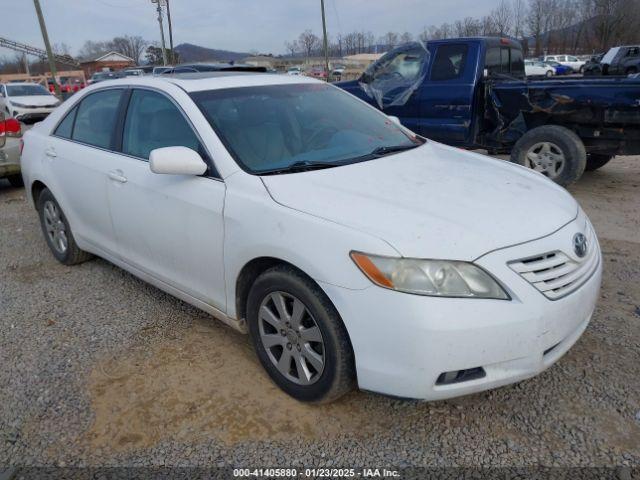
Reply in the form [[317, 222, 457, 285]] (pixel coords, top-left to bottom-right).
[[44, 147, 57, 158], [108, 170, 127, 183]]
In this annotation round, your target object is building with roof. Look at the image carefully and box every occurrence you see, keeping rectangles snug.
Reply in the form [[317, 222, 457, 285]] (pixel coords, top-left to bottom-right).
[[80, 51, 135, 77]]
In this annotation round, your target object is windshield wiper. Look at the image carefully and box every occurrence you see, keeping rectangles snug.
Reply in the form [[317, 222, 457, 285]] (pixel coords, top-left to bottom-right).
[[369, 144, 420, 156], [257, 160, 340, 175]]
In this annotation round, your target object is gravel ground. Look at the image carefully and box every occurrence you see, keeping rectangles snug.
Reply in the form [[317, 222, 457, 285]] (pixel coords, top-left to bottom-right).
[[0, 156, 639, 469]]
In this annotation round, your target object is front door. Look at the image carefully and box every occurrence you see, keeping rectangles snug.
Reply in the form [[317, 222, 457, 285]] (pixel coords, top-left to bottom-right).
[[107, 88, 227, 310]]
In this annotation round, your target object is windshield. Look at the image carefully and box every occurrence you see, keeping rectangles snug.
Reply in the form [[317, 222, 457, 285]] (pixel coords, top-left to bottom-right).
[[6, 84, 50, 96], [191, 83, 422, 174]]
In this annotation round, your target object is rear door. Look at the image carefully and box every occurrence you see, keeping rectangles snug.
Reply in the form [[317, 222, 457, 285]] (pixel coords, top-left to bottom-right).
[[46, 88, 125, 256], [106, 87, 227, 310], [419, 42, 477, 144]]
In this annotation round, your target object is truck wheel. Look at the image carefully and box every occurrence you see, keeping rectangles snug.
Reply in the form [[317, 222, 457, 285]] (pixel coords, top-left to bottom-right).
[[585, 154, 614, 171], [510, 125, 586, 186]]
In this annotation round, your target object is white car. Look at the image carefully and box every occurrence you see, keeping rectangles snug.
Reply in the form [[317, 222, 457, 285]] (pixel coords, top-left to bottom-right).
[[525, 60, 555, 77], [287, 66, 302, 76], [0, 83, 60, 123], [543, 55, 586, 73], [20, 74, 602, 402], [0, 113, 24, 187]]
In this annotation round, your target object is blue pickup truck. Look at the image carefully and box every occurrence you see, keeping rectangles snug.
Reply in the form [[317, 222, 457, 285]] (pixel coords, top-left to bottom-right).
[[337, 37, 640, 186]]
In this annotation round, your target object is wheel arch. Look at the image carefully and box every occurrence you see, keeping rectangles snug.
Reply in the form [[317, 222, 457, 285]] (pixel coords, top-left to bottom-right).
[[30, 180, 48, 208]]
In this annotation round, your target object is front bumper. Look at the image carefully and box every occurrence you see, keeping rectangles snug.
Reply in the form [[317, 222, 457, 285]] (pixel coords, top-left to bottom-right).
[[11, 106, 55, 122], [321, 213, 602, 400]]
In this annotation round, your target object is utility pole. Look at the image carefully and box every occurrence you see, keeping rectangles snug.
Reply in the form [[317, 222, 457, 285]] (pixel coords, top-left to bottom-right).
[[151, 0, 168, 66], [32, 0, 60, 95], [23, 53, 30, 76], [166, 0, 175, 64], [320, 0, 330, 81]]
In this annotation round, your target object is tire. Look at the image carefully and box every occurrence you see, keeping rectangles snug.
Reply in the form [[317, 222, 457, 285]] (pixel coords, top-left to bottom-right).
[[579, 65, 584, 74], [546, 70, 553, 77], [37, 188, 93, 265], [585, 154, 614, 171], [246, 265, 355, 403], [510, 125, 586, 186], [6, 174, 24, 188]]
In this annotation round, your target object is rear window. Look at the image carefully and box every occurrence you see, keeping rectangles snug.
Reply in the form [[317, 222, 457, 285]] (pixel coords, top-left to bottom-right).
[[486, 47, 524, 77]]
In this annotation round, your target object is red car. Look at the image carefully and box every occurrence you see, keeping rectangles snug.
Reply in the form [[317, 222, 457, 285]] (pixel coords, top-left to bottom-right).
[[307, 66, 328, 79]]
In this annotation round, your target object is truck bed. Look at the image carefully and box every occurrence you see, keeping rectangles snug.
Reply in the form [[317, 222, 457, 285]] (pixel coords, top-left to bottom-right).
[[487, 76, 640, 147]]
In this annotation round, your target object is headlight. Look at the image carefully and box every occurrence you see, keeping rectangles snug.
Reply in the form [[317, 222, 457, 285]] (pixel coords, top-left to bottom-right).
[[10, 102, 26, 108], [350, 252, 510, 299]]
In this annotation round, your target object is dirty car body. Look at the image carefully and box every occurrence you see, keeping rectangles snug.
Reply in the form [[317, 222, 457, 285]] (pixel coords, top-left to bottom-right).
[[20, 73, 601, 402]]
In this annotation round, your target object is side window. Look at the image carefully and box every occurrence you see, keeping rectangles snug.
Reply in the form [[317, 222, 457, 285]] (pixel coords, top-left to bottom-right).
[[372, 47, 428, 82], [568, 56, 578, 62], [54, 106, 77, 139], [430, 44, 468, 81], [122, 89, 202, 160], [72, 89, 123, 149]]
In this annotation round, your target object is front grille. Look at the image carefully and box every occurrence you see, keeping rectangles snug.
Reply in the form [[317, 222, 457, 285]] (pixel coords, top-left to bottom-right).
[[508, 222, 599, 300]]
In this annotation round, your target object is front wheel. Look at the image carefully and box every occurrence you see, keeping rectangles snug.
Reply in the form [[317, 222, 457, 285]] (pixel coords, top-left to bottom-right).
[[585, 154, 614, 171], [546, 70, 553, 77], [510, 125, 586, 186], [247, 265, 355, 403]]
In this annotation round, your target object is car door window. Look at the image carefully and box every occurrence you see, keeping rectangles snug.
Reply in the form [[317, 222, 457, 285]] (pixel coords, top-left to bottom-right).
[[72, 89, 123, 149], [122, 89, 202, 160], [54, 106, 78, 139], [372, 46, 428, 83], [430, 44, 468, 81]]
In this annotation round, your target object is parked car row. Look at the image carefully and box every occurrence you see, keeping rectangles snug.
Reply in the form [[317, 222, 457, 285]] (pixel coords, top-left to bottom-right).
[[20, 71, 602, 404], [583, 45, 640, 76]]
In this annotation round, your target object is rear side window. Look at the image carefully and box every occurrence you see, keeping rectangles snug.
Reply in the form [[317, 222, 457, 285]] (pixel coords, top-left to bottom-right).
[[122, 89, 202, 160], [430, 44, 468, 81], [72, 89, 123, 149], [54, 106, 77, 139]]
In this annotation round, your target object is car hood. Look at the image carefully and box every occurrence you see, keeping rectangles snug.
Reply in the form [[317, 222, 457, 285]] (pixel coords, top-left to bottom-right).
[[9, 95, 58, 106], [261, 141, 578, 260]]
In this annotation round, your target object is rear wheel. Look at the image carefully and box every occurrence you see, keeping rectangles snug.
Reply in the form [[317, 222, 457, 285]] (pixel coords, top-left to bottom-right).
[[510, 125, 586, 186], [37, 188, 93, 265], [545, 70, 553, 77], [585, 154, 614, 171], [247, 265, 355, 403]]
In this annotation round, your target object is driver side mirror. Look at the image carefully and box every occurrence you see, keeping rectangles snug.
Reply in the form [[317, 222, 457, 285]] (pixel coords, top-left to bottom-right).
[[149, 146, 207, 176], [0, 112, 5, 148]]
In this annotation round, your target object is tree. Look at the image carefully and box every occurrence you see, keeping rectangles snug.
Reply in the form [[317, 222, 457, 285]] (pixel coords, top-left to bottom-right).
[[144, 45, 179, 65], [285, 40, 299, 57], [111, 35, 147, 64], [298, 30, 320, 59], [381, 31, 399, 49], [400, 32, 413, 44], [512, 0, 527, 39], [491, 0, 513, 35]]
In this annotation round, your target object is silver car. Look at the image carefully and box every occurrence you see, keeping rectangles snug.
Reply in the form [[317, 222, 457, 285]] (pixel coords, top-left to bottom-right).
[[0, 112, 23, 187]]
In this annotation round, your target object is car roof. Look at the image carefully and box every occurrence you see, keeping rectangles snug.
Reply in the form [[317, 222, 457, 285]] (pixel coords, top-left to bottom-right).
[[85, 71, 321, 93]]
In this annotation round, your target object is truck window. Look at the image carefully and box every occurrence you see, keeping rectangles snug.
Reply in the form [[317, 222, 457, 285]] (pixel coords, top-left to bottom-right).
[[430, 44, 468, 81], [486, 47, 524, 77]]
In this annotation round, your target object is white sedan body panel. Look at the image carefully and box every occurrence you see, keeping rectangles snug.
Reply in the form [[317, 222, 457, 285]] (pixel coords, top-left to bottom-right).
[[19, 73, 602, 400]]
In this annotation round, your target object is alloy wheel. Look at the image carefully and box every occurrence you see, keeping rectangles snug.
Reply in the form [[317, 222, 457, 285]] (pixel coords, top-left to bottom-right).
[[525, 141, 566, 178], [43, 200, 68, 254], [258, 291, 325, 385]]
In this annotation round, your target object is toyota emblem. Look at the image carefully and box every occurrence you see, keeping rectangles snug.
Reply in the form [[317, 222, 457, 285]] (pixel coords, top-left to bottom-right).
[[573, 233, 587, 258]]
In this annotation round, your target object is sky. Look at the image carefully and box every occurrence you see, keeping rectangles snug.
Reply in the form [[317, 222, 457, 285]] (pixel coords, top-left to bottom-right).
[[3, 0, 497, 57]]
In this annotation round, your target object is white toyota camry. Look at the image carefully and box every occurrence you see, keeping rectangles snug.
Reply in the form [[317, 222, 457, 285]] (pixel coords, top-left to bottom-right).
[[20, 73, 601, 403]]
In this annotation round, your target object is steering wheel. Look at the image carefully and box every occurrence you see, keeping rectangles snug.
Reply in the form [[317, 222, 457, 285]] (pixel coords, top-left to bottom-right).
[[306, 123, 339, 149]]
